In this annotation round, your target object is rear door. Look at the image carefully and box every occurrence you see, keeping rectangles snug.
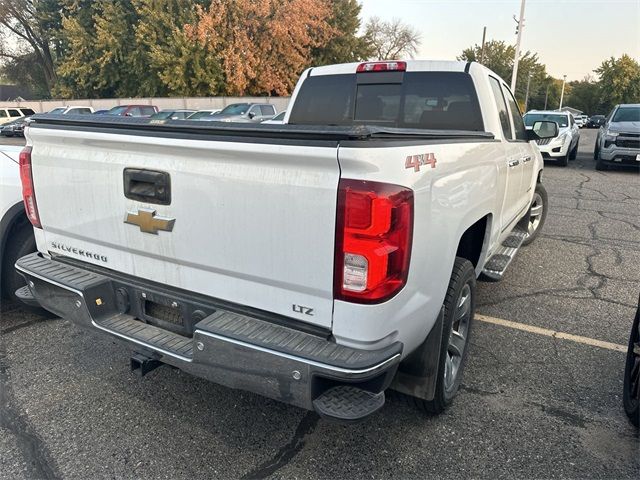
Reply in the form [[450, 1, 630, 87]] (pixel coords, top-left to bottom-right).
[[28, 126, 341, 328]]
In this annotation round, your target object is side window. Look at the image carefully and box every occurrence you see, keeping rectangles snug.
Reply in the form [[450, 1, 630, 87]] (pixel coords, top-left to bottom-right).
[[503, 86, 527, 141], [129, 107, 142, 116], [20, 108, 35, 115], [8, 109, 21, 117], [248, 106, 260, 116], [569, 115, 575, 127], [0, 110, 7, 118], [80, 108, 92, 114], [142, 106, 156, 116], [260, 105, 275, 116], [488, 76, 512, 140]]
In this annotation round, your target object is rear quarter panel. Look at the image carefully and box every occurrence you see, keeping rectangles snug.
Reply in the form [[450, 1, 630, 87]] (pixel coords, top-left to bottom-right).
[[334, 140, 501, 354]]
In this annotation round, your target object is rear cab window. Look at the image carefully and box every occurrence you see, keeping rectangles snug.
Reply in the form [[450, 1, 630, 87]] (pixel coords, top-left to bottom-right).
[[289, 71, 484, 131]]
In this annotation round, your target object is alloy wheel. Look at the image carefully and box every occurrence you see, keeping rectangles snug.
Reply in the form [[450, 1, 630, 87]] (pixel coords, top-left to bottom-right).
[[444, 284, 472, 392]]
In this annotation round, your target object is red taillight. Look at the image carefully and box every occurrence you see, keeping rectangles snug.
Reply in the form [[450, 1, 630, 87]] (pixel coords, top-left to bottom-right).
[[335, 179, 413, 303], [19, 146, 41, 228], [356, 61, 407, 73]]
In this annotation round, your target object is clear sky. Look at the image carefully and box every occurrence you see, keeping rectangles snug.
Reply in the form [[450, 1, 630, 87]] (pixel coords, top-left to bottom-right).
[[359, 0, 640, 81]]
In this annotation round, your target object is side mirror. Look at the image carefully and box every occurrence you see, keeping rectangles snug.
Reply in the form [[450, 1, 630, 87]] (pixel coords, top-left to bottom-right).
[[124, 112, 133, 117], [248, 111, 256, 119], [529, 120, 558, 141]]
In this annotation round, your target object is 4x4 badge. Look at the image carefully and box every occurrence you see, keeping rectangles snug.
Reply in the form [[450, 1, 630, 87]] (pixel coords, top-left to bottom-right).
[[405, 153, 437, 172], [124, 208, 175, 234]]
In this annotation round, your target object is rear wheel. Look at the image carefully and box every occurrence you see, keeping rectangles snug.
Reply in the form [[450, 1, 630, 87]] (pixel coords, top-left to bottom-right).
[[413, 258, 476, 414], [569, 140, 579, 160], [595, 152, 609, 171], [1, 222, 36, 301], [522, 183, 548, 246]]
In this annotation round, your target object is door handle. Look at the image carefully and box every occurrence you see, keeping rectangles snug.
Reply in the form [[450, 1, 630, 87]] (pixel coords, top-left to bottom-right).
[[508, 159, 520, 167], [522, 155, 532, 163]]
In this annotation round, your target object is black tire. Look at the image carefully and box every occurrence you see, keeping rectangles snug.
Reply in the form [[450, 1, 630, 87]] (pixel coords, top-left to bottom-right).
[[556, 155, 568, 167], [412, 258, 476, 414], [595, 153, 609, 171], [569, 141, 579, 160], [522, 183, 548, 246], [1, 222, 36, 301], [593, 145, 599, 161], [623, 299, 640, 428]]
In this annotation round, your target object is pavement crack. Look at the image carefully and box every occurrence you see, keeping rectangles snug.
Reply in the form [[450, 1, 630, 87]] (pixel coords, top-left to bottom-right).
[[241, 411, 319, 479], [0, 334, 60, 479]]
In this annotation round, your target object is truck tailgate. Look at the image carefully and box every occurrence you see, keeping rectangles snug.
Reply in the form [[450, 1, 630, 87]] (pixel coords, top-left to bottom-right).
[[27, 126, 340, 328]]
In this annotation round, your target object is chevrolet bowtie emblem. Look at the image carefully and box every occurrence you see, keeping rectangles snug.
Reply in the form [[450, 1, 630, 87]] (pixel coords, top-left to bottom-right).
[[124, 208, 175, 234]]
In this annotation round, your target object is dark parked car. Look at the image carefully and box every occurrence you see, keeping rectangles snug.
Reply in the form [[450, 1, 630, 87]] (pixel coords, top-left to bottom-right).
[[104, 105, 158, 117], [0, 116, 29, 137], [624, 295, 639, 427], [587, 115, 606, 128]]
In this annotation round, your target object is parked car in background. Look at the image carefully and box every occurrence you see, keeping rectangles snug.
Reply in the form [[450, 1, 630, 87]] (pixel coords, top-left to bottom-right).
[[594, 104, 640, 170], [261, 111, 286, 124], [48, 106, 94, 115], [573, 115, 585, 128], [93, 109, 110, 115], [524, 110, 580, 166], [207, 103, 277, 123], [0, 107, 36, 125], [104, 105, 158, 117], [587, 115, 606, 128], [578, 114, 588, 127], [0, 116, 29, 137], [149, 110, 196, 122], [186, 109, 222, 120]]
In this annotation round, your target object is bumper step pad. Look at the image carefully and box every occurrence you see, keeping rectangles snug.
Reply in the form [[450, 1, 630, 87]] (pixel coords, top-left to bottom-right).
[[481, 227, 527, 281], [313, 386, 385, 422]]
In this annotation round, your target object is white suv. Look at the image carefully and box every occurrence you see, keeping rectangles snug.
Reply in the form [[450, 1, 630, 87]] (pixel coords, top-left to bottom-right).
[[0, 107, 36, 125], [524, 110, 580, 166]]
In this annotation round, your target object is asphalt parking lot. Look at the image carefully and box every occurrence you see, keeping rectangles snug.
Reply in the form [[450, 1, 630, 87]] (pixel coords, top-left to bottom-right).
[[1, 128, 638, 479]]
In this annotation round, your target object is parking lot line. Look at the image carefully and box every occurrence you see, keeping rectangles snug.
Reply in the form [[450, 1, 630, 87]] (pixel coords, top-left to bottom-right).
[[475, 314, 627, 353]]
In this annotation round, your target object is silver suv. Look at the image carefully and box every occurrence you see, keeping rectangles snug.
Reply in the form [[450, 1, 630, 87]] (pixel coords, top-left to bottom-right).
[[207, 103, 277, 123], [594, 104, 640, 170]]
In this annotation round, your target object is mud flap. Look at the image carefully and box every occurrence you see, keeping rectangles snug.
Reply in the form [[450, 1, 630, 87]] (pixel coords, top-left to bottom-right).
[[389, 307, 444, 401]]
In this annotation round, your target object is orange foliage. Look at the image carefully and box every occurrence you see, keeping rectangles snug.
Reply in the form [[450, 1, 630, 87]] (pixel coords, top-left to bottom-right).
[[185, 0, 334, 96]]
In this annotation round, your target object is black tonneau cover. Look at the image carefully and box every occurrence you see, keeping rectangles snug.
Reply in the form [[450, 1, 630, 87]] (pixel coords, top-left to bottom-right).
[[29, 113, 494, 141]]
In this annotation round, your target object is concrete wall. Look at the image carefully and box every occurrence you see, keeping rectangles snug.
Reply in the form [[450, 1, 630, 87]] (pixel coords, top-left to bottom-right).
[[0, 96, 291, 113]]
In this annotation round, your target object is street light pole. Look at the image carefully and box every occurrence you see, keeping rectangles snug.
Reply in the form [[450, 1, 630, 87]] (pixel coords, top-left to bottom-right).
[[510, 0, 526, 92], [559, 75, 567, 109]]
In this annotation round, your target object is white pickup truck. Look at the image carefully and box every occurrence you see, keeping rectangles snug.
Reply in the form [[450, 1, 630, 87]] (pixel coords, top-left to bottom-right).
[[15, 61, 558, 422]]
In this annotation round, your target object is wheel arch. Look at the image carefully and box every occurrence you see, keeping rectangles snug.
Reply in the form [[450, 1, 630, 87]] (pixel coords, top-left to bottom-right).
[[0, 202, 29, 293], [455, 213, 493, 276]]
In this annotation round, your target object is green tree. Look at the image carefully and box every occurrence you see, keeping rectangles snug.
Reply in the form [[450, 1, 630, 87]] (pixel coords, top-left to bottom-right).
[[564, 77, 600, 115], [594, 54, 640, 113], [458, 40, 548, 106], [311, 0, 371, 66]]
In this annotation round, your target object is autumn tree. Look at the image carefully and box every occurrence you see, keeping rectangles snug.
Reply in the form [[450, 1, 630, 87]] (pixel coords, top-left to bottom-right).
[[186, 0, 335, 96], [363, 17, 421, 60]]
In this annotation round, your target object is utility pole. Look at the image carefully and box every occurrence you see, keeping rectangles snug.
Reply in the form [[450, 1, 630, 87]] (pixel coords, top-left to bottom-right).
[[559, 75, 567, 109], [524, 73, 532, 111], [510, 0, 526, 92], [479, 26, 487, 64]]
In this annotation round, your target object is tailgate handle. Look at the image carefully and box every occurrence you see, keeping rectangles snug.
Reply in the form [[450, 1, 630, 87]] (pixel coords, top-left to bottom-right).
[[123, 169, 171, 205]]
